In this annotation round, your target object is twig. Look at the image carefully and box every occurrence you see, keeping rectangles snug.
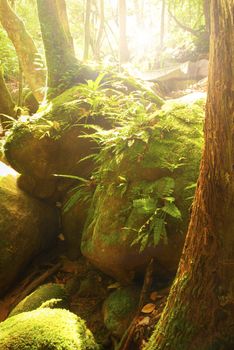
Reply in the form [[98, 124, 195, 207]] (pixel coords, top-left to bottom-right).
[[0, 262, 61, 321]]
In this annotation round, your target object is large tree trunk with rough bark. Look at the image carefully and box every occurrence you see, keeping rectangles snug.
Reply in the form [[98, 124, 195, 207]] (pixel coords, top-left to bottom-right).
[[37, 0, 97, 99], [0, 0, 45, 101], [145, 0, 234, 349], [36, 0, 78, 98]]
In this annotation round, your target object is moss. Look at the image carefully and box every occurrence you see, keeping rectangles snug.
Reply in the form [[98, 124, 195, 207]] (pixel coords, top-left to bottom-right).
[[103, 287, 140, 337], [9, 283, 69, 317], [0, 308, 99, 350]]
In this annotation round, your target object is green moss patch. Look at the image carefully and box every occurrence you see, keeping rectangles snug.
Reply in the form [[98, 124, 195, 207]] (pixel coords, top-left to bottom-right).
[[0, 308, 99, 350]]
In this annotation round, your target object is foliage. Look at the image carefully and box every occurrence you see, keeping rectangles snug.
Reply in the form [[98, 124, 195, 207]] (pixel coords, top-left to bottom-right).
[[79, 94, 204, 251], [0, 28, 18, 79], [5, 70, 204, 252], [131, 177, 181, 251]]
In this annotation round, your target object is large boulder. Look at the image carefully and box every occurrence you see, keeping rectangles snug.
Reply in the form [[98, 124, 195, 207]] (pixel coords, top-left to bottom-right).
[[0, 162, 59, 296], [4, 75, 161, 202], [81, 100, 204, 281], [3, 85, 111, 201], [0, 308, 99, 349]]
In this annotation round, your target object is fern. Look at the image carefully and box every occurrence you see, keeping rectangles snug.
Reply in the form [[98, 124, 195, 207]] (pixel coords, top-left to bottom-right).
[[130, 176, 181, 251]]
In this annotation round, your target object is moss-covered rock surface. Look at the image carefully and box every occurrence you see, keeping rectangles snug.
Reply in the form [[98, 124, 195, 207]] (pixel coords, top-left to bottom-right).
[[81, 99, 204, 281], [0, 308, 99, 349], [3, 72, 163, 201], [103, 287, 140, 337], [9, 283, 68, 317]]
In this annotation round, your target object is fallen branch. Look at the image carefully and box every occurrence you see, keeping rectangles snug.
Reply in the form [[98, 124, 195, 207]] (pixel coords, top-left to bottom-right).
[[0, 262, 61, 321]]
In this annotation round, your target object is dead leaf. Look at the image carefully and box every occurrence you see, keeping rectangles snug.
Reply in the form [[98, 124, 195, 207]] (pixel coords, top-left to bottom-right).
[[141, 303, 156, 314], [107, 282, 121, 289], [150, 291, 164, 301], [138, 316, 150, 326], [150, 291, 158, 301]]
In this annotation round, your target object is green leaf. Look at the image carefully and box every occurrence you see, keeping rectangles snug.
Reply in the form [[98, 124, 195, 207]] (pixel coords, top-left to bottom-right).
[[153, 218, 165, 245], [155, 177, 175, 197], [139, 235, 149, 253], [162, 202, 181, 219], [53, 174, 89, 183], [133, 198, 156, 214]]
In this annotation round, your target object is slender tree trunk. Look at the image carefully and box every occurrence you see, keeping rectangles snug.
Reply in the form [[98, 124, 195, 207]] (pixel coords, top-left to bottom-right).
[[0, 0, 45, 101], [145, 0, 234, 349], [160, 0, 165, 49], [83, 0, 91, 61], [118, 0, 129, 64], [93, 0, 104, 61], [37, 0, 78, 97]]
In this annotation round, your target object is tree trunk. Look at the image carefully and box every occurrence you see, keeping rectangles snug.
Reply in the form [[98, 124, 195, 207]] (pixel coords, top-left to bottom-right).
[[203, 0, 211, 33], [118, 0, 129, 64], [56, 0, 75, 55], [36, 0, 78, 97], [0, 0, 45, 101], [93, 0, 104, 61], [83, 0, 91, 61], [0, 67, 16, 131], [160, 0, 165, 49], [145, 0, 234, 349]]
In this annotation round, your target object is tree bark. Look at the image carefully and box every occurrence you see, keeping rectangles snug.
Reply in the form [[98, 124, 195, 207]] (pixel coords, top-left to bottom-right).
[[0, 0, 45, 101], [145, 0, 234, 349], [56, 0, 75, 55], [37, 0, 78, 97], [118, 0, 130, 64]]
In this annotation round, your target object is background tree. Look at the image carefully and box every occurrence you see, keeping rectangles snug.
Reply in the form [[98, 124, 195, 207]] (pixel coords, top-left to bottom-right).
[[92, 0, 105, 61], [118, 0, 130, 64], [0, 0, 45, 101], [145, 0, 234, 348], [83, 0, 91, 61]]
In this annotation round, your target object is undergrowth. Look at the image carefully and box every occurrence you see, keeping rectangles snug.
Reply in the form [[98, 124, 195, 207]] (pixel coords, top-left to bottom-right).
[[5, 71, 204, 251]]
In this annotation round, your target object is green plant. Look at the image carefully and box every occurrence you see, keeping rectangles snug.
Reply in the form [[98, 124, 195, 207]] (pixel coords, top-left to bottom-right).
[[130, 177, 181, 252], [53, 174, 94, 213]]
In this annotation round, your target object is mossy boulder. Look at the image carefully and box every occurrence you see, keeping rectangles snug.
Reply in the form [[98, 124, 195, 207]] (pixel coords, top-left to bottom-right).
[[3, 74, 162, 201], [0, 308, 99, 349], [3, 85, 112, 201], [103, 287, 140, 337], [81, 99, 204, 281], [9, 283, 68, 317], [0, 162, 59, 296]]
